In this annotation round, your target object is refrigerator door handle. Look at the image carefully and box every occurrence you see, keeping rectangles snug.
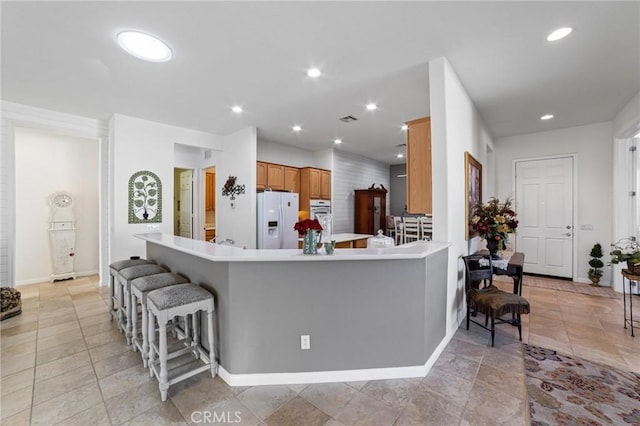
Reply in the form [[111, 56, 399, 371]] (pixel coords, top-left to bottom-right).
[[278, 205, 284, 249]]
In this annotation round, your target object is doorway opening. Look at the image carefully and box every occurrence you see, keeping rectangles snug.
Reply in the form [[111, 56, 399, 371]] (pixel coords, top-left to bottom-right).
[[203, 167, 216, 242], [174, 168, 193, 238]]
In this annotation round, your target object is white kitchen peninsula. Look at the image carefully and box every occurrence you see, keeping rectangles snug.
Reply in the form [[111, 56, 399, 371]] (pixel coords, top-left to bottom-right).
[[136, 233, 450, 386]]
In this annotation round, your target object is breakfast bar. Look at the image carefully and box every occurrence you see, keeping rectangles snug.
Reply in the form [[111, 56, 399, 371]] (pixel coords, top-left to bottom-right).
[[136, 233, 450, 386]]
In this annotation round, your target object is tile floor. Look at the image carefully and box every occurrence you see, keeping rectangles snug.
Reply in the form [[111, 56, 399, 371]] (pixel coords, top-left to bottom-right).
[[1, 275, 638, 425]]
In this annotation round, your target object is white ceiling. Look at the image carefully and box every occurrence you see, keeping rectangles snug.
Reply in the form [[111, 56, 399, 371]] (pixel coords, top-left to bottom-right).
[[2, 2, 638, 165]]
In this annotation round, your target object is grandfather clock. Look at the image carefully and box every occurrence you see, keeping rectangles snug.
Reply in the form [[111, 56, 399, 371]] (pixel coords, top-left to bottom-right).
[[354, 186, 387, 235], [49, 191, 77, 282]]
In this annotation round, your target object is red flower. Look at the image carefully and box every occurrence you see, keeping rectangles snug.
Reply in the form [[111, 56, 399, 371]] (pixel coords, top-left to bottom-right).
[[294, 218, 323, 234]]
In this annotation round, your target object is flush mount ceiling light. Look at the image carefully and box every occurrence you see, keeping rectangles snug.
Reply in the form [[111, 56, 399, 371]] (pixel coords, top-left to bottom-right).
[[540, 114, 554, 120], [231, 106, 243, 113], [401, 124, 408, 131], [333, 138, 342, 145], [116, 31, 173, 62], [366, 103, 377, 111], [547, 27, 573, 42], [397, 153, 404, 158], [292, 125, 302, 132], [307, 68, 321, 78]]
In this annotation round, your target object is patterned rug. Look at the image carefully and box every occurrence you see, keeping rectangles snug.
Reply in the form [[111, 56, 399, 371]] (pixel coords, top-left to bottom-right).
[[524, 344, 640, 425], [495, 275, 619, 298]]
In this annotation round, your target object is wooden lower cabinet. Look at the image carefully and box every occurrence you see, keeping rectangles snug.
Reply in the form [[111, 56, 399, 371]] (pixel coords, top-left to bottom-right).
[[205, 229, 216, 241]]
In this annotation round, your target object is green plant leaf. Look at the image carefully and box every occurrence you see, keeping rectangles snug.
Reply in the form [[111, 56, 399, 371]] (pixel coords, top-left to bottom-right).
[[134, 182, 144, 190], [148, 199, 157, 206], [134, 200, 144, 207], [148, 189, 157, 197]]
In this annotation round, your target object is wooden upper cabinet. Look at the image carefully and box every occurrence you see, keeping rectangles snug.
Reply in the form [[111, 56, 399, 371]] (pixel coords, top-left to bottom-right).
[[267, 164, 285, 190], [205, 172, 215, 211], [406, 116, 432, 214], [320, 170, 331, 200], [256, 162, 267, 190], [307, 168, 321, 199], [284, 167, 300, 193]]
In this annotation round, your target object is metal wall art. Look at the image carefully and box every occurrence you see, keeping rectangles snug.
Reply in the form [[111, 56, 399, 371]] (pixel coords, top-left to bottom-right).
[[128, 170, 162, 223]]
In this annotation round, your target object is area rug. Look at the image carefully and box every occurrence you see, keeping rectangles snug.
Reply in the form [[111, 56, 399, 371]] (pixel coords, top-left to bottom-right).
[[524, 344, 640, 425], [495, 275, 618, 298]]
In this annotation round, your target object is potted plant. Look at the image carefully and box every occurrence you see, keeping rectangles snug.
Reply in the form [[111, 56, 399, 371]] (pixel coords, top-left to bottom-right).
[[588, 243, 604, 286], [469, 197, 519, 259], [610, 238, 640, 274]]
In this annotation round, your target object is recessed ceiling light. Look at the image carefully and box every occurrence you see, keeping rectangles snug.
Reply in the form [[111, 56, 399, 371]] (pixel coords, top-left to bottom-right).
[[231, 106, 243, 113], [397, 153, 404, 158], [540, 114, 554, 120], [116, 31, 173, 62], [401, 124, 408, 131], [307, 68, 321, 78], [366, 103, 377, 111], [547, 27, 573, 42], [333, 139, 342, 145], [292, 125, 302, 132]]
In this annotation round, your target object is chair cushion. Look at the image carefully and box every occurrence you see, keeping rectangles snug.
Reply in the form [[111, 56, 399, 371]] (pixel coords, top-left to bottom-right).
[[131, 273, 189, 293], [110, 258, 152, 274], [148, 283, 213, 311], [468, 286, 530, 318], [119, 265, 167, 282]]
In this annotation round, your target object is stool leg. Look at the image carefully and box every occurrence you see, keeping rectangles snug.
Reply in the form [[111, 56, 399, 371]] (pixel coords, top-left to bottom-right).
[[141, 299, 149, 367], [192, 311, 200, 358], [117, 278, 125, 334], [131, 290, 138, 352], [207, 308, 217, 377], [158, 321, 169, 402], [517, 314, 522, 341], [109, 273, 115, 321], [148, 309, 156, 378], [125, 284, 133, 346], [491, 316, 495, 347]]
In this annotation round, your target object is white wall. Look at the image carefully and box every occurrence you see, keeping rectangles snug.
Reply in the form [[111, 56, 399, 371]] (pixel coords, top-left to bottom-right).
[[613, 92, 640, 139], [257, 139, 314, 167], [332, 150, 389, 233], [109, 114, 222, 262], [15, 127, 99, 284], [216, 127, 258, 248], [429, 57, 495, 336], [494, 122, 614, 285]]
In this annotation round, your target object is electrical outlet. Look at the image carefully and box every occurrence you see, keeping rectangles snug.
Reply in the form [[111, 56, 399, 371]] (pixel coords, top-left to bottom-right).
[[300, 335, 310, 350], [146, 224, 160, 231]]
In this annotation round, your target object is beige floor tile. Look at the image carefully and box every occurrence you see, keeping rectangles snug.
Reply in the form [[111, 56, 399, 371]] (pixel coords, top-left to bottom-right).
[[104, 381, 162, 425], [36, 338, 87, 365], [88, 340, 129, 363], [79, 311, 113, 328], [122, 399, 188, 425], [476, 363, 526, 400], [37, 319, 80, 339], [1, 330, 37, 351], [185, 398, 260, 426], [36, 327, 85, 351], [35, 350, 92, 382], [81, 318, 118, 336], [85, 327, 124, 349], [359, 379, 417, 410], [33, 363, 97, 405], [30, 381, 103, 426], [0, 367, 34, 396], [54, 403, 111, 426], [420, 368, 474, 405], [1, 351, 36, 378], [265, 396, 330, 426], [1, 409, 30, 426], [344, 381, 368, 390], [1, 338, 36, 358], [98, 363, 154, 400], [393, 387, 460, 426], [0, 384, 32, 419], [461, 379, 527, 425], [236, 384, 297, 420], [299, 382, 359, 418], [93, 348, 142, 379], [334, 392, 400, 426], [431, 350, 481, 382], [0, 320, 38, 337], [170, 374, 234, 417]]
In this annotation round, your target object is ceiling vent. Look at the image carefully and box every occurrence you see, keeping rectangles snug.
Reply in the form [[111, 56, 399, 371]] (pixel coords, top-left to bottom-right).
[[339, 115, 358, 123]]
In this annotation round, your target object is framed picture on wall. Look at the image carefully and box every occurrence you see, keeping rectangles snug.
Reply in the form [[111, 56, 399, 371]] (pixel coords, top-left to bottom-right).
[[465, 152, 482, 240]]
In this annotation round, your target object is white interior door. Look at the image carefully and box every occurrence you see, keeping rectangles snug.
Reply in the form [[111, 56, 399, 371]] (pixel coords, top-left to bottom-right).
[[179, 170, 193, 238], [515, 157, 573, 278]]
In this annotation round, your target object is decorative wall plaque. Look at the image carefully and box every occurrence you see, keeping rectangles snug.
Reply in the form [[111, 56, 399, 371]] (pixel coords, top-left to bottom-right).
[[128, 170, 162, 223]]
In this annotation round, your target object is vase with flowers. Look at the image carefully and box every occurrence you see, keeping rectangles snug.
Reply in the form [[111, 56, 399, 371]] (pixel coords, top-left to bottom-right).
[[610, 238, 640, 274], [470, 197, 519, 259], [294, 218, 323, 254]]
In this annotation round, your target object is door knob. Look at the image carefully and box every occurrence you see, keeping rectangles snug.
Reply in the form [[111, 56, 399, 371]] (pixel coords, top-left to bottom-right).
[[564, 232, 572, 236], [566, 225, 572, 229]]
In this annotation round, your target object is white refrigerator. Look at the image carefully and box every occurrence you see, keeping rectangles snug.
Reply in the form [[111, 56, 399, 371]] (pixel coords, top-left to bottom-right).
[[257, 192, 299, 249]]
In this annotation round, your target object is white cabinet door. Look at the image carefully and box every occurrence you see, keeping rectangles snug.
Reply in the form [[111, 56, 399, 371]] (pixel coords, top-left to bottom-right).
[[515, 157, 573, 278]]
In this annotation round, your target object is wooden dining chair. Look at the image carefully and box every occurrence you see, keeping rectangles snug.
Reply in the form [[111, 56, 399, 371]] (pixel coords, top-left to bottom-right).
[[419, 215, 433, 240], [403, 217, 420, 243], [462, 254, 530, 346]]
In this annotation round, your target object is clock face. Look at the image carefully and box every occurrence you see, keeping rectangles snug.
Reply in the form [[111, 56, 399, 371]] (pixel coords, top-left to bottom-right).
[[53, 193, 72, 208]]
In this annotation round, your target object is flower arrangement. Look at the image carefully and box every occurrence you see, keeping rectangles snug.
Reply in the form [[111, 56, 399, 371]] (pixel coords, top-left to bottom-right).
[[470, 197, 519, 249], [294, 218, 323, 235], [609, 238, 640, 266]]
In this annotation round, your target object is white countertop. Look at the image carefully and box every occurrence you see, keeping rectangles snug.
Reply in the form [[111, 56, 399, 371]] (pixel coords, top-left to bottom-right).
[[136, 233, 450, 262]]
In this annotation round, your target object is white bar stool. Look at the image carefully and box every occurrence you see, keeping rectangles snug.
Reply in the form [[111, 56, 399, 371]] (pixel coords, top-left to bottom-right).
[[118, 264, 167, 345], [130, 272, 189, 366], [147, 283, 217, 402], [108, 258, 153, 321]]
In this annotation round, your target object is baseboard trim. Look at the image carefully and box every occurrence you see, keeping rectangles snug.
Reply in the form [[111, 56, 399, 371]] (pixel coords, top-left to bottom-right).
[[15, 270, 99, 286], [217, 328, 456, 387]]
